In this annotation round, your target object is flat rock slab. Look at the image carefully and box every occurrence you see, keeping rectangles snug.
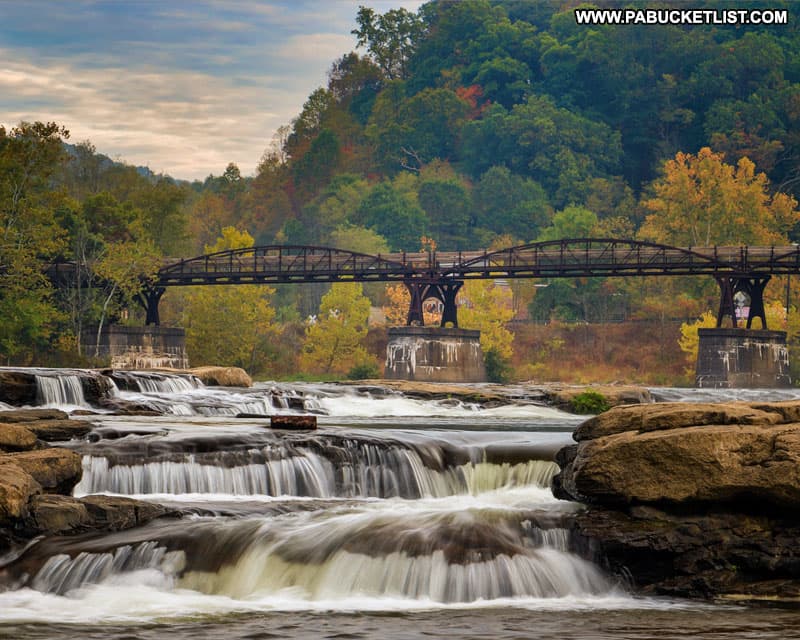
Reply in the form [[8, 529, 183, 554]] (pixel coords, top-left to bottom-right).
[[0, 448, 83, 495], [79, 495, 170, 531], [348, 380, 652, 412], [270, 415, 317, 430], [575, 402, 785, 441], [19, 419, 94, 442], [0, 409, 68, 423]]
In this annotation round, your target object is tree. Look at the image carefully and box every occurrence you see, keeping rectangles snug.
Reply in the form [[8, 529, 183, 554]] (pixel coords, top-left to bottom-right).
[[300, 282, 374, 375], [0, 122, 70, 362], [367, 87, 470, 170], [353, 182, 427, 250], [92, 234, 161, 357], [473, 166, 551, 240], [181, 228, 278, 373], [417, 177, 471, 249], [460, 97, 622, 206], [639, 147, 800, 246], [353, 6, 424, 80], [327, 52, 384, 124], [458, 279, 514, 359], [678, 310, 717, 373], [538, 206, 599, 241], [382, 283, 441, 327]]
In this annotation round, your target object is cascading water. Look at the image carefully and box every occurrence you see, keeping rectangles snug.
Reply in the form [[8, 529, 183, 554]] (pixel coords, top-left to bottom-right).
[[6, 379, 790, 639], [35, 374, 87, 408]]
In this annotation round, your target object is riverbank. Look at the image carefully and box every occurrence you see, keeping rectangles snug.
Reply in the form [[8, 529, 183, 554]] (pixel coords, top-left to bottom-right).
[[345, 380, 652, 412]]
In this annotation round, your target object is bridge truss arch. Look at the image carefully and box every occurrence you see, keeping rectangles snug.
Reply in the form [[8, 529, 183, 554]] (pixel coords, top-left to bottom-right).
[[137, 239, 800, 327]]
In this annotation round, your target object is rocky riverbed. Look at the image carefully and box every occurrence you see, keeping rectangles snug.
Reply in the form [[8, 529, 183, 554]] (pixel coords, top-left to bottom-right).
[[553, 401, 800, 601], [0, 409, 171, 562]]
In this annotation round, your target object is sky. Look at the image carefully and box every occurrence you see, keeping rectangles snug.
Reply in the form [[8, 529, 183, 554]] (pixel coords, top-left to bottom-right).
[[1, 0, 424, 181]]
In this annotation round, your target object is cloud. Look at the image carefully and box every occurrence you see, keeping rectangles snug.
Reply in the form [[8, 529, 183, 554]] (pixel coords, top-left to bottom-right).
[[0, 0, 427, 180], [0, 50, 295, 179]]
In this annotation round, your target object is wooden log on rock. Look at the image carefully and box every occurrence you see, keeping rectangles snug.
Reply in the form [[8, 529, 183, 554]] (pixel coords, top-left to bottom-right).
[[270, 415, 317, 430]]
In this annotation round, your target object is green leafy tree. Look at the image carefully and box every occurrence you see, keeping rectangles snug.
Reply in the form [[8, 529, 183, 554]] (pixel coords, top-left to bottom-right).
[[368, 86, 470, 171], [0, 122, 70, 362], [182, 228, 278, 373], [473, 166, 551, 240], [353, 6, 424, 80], [353, 182, 427, 250], [300, 282, 374, 376], [461, 97, 622, 206], [538, 205, 599, 241], [417, 177, 471, 249]]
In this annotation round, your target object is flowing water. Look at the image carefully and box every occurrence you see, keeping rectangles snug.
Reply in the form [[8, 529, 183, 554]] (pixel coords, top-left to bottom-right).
[[2, 372, 800, 639]]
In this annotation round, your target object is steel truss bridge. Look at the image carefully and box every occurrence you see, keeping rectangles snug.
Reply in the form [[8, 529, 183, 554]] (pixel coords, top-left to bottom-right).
[[114, 239, 800, 329]]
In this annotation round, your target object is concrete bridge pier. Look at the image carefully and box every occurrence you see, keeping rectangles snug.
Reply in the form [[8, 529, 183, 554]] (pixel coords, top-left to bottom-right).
[[385, 327, 486, 382], [84, 326, 188, 369], [696, 275, 791, 388], [696, 328, 790, 388]]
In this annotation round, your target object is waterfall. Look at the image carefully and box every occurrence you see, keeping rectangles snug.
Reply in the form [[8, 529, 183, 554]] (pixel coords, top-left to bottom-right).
[[183, 547, 612, 603], [32, 542, 186, 595], [112, 371, 202, 393], [35, 374, 87, 407], [74, 451, 558, 499]]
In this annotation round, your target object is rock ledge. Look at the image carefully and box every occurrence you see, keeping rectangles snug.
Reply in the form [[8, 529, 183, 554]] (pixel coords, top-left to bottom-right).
[[554, 400, 800, 599]]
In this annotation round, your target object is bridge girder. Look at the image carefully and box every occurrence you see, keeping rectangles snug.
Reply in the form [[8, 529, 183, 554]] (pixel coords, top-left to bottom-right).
[[48, 239, 800, 328]]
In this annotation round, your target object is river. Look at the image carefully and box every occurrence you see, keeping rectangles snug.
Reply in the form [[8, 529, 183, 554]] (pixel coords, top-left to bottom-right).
[[1, 373, 799, 639]]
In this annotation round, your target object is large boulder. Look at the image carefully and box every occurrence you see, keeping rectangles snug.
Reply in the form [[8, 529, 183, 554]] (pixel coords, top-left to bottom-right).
[[79, 371, 117, 405], [0, 448, 83, 495], [25, 494, 90, 533], [0, 371, 38, 406], [574, 402, 783, 441], [0, 463, 41, 519], [557, 422, 800, 509], [553, 400, 800, 599], [0, 423, 38, 451], [189, 366, 252, 387]]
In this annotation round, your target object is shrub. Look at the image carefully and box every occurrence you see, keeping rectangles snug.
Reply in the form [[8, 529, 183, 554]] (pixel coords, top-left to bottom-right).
[[347, 361, 380, 380], [570, 390, 611, 414], [484, 347, 512, 383]]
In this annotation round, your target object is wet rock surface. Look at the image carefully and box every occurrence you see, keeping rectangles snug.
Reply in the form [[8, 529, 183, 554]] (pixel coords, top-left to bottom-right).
[[0, 410, 174, 560], [349, 380, 651, 412], [554, 401, 800, 600]]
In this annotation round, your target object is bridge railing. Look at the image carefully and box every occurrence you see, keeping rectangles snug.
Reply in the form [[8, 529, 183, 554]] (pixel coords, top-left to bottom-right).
[[154, 240, 800, 286]]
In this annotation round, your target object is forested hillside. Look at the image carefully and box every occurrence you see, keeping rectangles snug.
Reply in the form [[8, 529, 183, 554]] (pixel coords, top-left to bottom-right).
[[2, 0, 799, 381]]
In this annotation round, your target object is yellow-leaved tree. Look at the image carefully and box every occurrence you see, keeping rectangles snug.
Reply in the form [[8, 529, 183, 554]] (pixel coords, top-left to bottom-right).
[[182, 227, 278, 373], [640, 147, 799, 246], [381, 283, 442, 327], [458, 280, 515, 381], [300, 282, 375, 376], [677, 310, 717, 374]]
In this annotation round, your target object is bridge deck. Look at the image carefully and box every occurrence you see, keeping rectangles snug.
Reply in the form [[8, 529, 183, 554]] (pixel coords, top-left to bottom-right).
[[153, 242, 800, 286]]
